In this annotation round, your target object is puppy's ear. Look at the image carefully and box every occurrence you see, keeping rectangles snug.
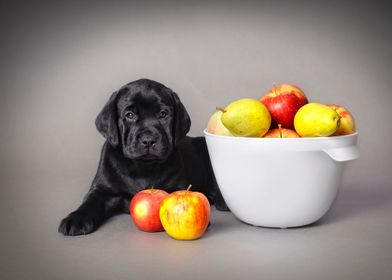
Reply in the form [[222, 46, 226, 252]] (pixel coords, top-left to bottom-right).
[[170, 90, 191, 145], [95, 91, 120, 146]]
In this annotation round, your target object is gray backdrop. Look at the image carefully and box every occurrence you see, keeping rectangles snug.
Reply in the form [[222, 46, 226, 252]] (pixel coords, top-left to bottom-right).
[[1, 1, 391, 280]]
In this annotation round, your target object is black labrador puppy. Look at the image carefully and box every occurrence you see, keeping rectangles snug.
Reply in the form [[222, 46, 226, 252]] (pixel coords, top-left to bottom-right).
[[59, 79, 228, 236]]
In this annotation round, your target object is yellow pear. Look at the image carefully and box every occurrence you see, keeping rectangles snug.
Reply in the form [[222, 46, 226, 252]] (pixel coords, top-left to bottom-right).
[[220, 98, 271, 137], [294, 103, 341, 137]]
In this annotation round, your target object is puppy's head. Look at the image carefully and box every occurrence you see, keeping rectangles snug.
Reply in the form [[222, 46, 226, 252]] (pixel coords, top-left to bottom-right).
[[95, 79, 191, 162]]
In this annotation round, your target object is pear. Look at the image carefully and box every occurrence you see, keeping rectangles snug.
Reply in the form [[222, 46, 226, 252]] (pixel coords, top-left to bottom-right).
[[220, 98, 271, 137], [294, 103, 341, 137]]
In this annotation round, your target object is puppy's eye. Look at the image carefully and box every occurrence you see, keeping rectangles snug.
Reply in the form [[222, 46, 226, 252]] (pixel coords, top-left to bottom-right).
[[125, 112, 136, 119], [158, 110, 168, 119]]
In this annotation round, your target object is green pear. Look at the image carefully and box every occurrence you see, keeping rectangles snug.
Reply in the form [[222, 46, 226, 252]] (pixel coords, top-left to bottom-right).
[[220, 98, 271, 137], [294, 103, 341, 137]]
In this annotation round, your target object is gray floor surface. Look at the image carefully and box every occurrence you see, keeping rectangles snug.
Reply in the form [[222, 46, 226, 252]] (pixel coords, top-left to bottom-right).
[[1, 172, 391, 280]]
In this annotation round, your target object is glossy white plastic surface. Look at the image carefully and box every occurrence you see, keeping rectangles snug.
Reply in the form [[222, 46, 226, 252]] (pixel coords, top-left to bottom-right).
[[204, 130, 359, 228]]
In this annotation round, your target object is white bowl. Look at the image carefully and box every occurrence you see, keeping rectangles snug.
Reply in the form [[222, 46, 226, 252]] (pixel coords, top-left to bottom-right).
[[204, 130, 359, 228]]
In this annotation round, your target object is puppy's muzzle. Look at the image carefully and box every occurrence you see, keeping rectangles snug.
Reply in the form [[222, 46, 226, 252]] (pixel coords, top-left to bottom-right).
[[139, 133, 157, 149]]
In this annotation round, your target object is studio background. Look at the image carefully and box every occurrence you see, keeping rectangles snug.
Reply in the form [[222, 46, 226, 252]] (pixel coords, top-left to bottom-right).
[[1, 1, 391, 280]]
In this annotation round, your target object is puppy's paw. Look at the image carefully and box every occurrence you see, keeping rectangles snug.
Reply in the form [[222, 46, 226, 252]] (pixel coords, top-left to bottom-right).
[[213, 190, 230, 212], [214, 196, 230, 211], [215, 200, 230, 212], [58, 211, 96, 236]]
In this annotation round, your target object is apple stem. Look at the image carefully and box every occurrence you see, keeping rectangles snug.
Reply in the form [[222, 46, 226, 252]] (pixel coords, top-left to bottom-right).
[[216, 107, 226, 113], [278, 124, 283, 138], [272, 83, 277, 97], [187, 184, 192, 191]]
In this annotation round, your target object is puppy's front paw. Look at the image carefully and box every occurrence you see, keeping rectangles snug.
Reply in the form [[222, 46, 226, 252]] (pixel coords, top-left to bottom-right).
[[215, 202, 230, 212], [214, 193, 230, 212], [58, 211, 96, 236]]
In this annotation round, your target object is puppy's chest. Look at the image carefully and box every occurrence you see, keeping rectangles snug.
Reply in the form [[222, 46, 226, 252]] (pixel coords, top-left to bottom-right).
[[123, 168, 189, 195]]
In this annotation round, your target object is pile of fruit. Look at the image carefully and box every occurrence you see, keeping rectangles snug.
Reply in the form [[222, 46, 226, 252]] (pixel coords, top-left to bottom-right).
[[207, 83, 356, 138], [129, 185, 210, 241], [129, 84, 356, 241]]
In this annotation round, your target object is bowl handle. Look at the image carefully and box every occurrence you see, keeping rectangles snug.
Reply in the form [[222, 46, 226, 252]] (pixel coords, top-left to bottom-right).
[[323, 146, 360, 162]]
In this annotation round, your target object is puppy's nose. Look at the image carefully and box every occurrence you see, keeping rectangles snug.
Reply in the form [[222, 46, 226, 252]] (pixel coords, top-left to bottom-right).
[[140, 134, 156, 148]]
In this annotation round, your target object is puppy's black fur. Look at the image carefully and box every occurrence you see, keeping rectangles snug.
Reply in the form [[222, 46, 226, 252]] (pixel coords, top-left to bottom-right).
[[59, 79, 228, 236]]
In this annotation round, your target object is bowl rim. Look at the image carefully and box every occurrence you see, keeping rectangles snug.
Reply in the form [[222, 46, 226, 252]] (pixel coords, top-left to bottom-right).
[[203, 129, 359, 142], [204, 129, 360, 162]]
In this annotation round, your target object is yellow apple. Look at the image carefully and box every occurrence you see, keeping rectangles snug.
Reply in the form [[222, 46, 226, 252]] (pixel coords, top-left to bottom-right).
[[328, 104, 356, 136], [159, 186, 210, 240], [207, 110, 233, 136]]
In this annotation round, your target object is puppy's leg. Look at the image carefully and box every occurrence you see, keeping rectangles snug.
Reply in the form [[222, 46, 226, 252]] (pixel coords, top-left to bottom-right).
[[58, 190, 126, 236], [214, 188, 230, 211]]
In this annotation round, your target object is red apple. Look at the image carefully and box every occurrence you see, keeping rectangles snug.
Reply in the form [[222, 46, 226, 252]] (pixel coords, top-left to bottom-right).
[[328, 104, 356, 136], [264, 124, 300, 138], [260, 83, 308, 129], [130, 189, 168, 232], [159, 185, 210, 240]]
